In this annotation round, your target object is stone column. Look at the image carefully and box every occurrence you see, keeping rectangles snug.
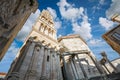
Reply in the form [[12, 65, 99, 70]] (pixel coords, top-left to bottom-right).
[[45, 49, 51, 79], [103, 64, 111, 74], [52, 51, 58, 80], [5, 41, 63, 80], [70, 58, 78, 80], [37, 44, 45, 79], [40, 46, 50, 80], [50, 49, 53, 80], [25, 44, 41, 80], [61, 55, 69, 80], [19, 42, 36, 80], [76, 54, 88, 79], [72, 56, 81, 79], [107, 59, 119, 73], [56, 52, 63, 80], [87, 52, 105, 75], [5, 40, 36, 80], [101, 52, 119, 73]]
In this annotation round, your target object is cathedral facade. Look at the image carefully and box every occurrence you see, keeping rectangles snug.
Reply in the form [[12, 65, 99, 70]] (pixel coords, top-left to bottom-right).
[[5, 10, 63, 80]]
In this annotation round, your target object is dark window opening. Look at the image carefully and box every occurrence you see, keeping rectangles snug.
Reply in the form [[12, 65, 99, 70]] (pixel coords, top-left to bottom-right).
[[47, 56, 49, 62]]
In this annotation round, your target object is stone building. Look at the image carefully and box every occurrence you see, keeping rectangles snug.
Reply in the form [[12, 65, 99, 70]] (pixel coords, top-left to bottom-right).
[[0, 0, 38, 60], [102, 25, 120, 54], [102, 14, 120, 55], [5, 10, 63, 80], [4, 9, 112, 80], [58, 35, 106, 80]]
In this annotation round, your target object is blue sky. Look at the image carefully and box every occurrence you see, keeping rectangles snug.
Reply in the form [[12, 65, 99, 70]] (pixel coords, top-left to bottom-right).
[[0, 0, 120, 72]]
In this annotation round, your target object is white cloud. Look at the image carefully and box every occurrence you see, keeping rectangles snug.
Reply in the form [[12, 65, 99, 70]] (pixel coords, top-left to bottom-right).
[[99, 17, 114, 30], [106, 0, 120, 19], [72, 21, 92, 40], [16, 9, 41, 41], [47, 7, 62, 30], [57, 0, 92, 40], [72, 13, 92, 40], [54, 20, 62, 30], [88, 38, 104, 46], [7, 42, 19, 55], [92, 0, 105, 14], [1, 41, 19, 62], [87, 38, 119, 60], [47, 7, 57, 19], [57, 0, 84, 21], [0, 41, 20, 72]]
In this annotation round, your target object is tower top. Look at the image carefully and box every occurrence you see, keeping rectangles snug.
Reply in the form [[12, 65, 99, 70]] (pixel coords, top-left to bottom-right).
[[39, 10, 54, 28], [27, 10, 58, 49]]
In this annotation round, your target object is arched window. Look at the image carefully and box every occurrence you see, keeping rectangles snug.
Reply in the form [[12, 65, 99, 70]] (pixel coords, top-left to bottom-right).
[[39, 23, 43, 31], [44, 27, 48, 35], [48, 28, 51, 36], [40, 24, 44, 32]]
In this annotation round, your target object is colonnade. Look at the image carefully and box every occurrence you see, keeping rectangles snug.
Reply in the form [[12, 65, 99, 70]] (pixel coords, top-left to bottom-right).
[[5, 38, 63, 80]]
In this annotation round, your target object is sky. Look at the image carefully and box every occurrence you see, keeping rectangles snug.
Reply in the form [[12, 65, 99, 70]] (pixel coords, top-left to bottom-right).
[[0, 0, 120, 72]]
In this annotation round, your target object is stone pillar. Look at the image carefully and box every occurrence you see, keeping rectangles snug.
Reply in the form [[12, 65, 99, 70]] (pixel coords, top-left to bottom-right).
[[19, 42, 36, 80], [69, 59, 76, 80], [62, 56, 69, 80], [76, 54, 88, 79], [6, 41, 63, 80], [87, 52, 105, 75], [101, 52, 119, 73], [37, 44, 45, 79], [45, 48, 51, 79], [56, 52, 63, 80], [5, 39, 36, 80], [41, 47, 48, 78], [107, 59, 119, 73], [103, 64, 111, 74], [70, 58, 78, 80], [24, 45, 41, 80]]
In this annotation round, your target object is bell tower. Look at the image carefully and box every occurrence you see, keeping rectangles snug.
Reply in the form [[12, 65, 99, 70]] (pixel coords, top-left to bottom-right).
[[28, 10, 58, 49], [5, 10, 63, 80]]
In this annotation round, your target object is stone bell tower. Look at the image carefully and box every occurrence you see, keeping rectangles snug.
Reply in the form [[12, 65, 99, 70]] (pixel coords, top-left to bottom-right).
[[5, 10, 63, 80]]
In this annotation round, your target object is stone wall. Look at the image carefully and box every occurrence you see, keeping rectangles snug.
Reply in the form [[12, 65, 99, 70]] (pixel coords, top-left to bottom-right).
[[0, 0, 38, 60]]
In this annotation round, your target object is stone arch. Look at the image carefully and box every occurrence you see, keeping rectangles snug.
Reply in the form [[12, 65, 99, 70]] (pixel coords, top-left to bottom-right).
[[49, 29, 53, 38], [48, 28, 51, 36], [40, 24, 45, 32], [39, 23, 43, 31]]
